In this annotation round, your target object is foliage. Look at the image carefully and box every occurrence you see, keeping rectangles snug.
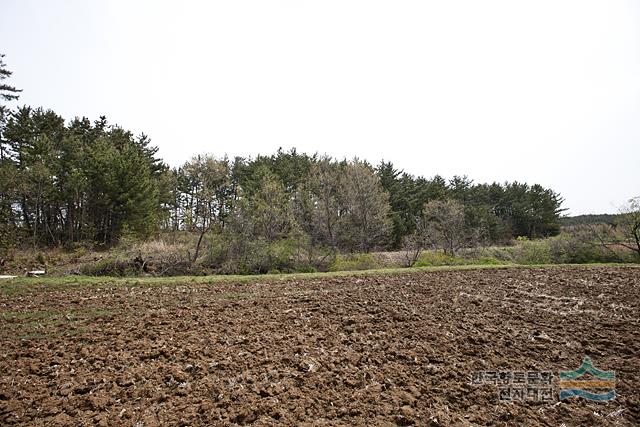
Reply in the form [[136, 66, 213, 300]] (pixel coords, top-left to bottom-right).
[[413, 252, 469, 267], [0, 106, 167, 247], [177, 155, 233, 261], [512, 239, 552, 264], [413, 251, 505, 267], [336, 160, 392, 252], [0, 53, 21, 127], [560, 197, 640, 263], [377, 166, 564, 249], [423, 200, 476, 255], [545, 232, 621, 264], [496, 228, 638, 265], [616, 196, 640, 260], [329, 253, 380, 272]]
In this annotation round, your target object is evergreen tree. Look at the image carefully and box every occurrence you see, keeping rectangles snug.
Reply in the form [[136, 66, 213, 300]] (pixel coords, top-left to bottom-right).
[[0, 54, 21, 132], [376, 161, 405, 248]]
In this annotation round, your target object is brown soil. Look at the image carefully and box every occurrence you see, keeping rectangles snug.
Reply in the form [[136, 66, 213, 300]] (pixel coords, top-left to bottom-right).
[[0, 266, 639, 426]]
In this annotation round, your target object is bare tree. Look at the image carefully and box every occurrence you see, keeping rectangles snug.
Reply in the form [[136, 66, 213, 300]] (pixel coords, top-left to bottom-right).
[[421, 199, 481, 256], [291, 157, 342, 267], [617, 197, 640, 259], [309, 157, 341, 253], [402, 214, 431, 266], [337, 160, 392, 252], [583, 197, 640, 261], [581, 223, 622, 261]]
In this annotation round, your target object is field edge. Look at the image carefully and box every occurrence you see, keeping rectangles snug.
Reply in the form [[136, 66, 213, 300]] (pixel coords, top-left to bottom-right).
[[1, 262, 639, 295]]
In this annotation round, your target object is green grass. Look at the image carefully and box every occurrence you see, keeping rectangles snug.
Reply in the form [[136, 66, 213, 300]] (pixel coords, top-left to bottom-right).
[[1, 263, 638, 296]]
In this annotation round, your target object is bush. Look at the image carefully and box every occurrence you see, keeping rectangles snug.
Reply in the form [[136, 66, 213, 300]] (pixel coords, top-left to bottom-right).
[[79, 258, 134, 276], [511, 233, 632, 265], [294, 264, 317, 273], [35, 252, 46, 265], [413, 251, 469, 267], [513, 239, 552, 264], [453, 232, 638, 266], [268, 239, 298, 272], [546, 232, 631, 264], [204, 233, 230, 268], [221, 237, 301, 274], [329, 253, 380, 272], [79, 254, 202, 276], [473, 256, 506, 265]]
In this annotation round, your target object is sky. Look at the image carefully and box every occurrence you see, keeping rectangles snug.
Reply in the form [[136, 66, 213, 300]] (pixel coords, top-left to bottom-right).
[[1, 1, 639, 215]]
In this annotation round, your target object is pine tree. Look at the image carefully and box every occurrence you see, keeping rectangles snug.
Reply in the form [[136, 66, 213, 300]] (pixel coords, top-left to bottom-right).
[[0, 54, 21, 130]]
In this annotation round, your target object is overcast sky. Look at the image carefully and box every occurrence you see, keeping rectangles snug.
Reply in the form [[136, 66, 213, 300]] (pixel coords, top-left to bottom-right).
[[1, 1, 638, 215]]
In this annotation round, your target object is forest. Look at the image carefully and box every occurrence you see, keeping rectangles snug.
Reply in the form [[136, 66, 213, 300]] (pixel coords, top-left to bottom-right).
[[0, 107, 564, 242]]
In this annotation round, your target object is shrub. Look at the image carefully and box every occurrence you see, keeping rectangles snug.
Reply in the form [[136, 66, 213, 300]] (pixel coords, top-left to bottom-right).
[[220, 237, 301, 274], [329, 253, 380, 272], [267, 239, 298, 272], [204, 233, 229, 269], [413, 251, 468, 267], [472, 256, 506, 265], [294, 265, 317, 273], [79, 258, 133, 276], [547, 232, 631, 264], [35, 252, 46, 265], [513, 239, 552, 264]]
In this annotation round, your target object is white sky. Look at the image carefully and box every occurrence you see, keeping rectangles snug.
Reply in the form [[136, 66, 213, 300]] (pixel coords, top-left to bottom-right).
[[1, 1, 639, 215]]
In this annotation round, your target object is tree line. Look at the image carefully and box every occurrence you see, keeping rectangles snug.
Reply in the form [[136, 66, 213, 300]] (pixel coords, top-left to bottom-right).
[[0, 54, 565, 272], [0, 110, 564, 248]]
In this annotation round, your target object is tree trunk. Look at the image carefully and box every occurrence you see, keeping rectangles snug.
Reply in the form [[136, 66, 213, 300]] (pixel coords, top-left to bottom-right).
[[192, 227, 207, 263]]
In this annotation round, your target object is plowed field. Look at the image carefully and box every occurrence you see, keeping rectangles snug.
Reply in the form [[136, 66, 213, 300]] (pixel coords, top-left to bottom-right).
[[1, 266, 639, 426]]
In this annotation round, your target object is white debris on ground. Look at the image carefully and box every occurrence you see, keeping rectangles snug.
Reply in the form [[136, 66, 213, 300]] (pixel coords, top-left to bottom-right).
[[0, 270, 46, 278], [26, 270, 46, 277]]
